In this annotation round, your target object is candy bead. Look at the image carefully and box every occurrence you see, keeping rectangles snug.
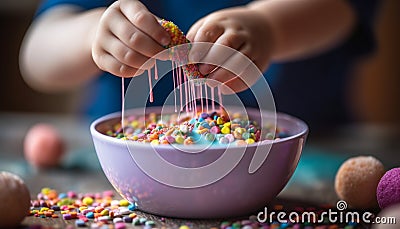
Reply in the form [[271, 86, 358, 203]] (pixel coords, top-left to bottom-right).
[[242, 132, 251, 140], [115, 222, 126, 229], [245, 138, 255, 144], [100, 209, 109, 216], [219, 137, 229, 144], [196, 128, 208, 134], [82, 197, 94, 205], [86, 212, 94, 218], [113, 217, 123, 223], [205, 133, 215, 142], [221, 126, 231, 134], [75, 219, 86, 227], [165, 135, 175, 144], [233, 130, 242, 139], [145, 220, 156, 226], [63, 214, 72, 220], [210, 126, 220, 134], [179, 124, 189, 134], [184, 137, 193, 145], [175, 135, 185, 144], [128, 204, 136, 211], [200, 122, 211, 129], [236, 140, 246, 146], [223, 122, 231, 127], [225, 134, 235, 143], [216, 117, 224, 125]]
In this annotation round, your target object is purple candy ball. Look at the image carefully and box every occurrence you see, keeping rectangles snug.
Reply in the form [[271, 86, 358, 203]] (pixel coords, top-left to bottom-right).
[[377, 168, 400, 209]]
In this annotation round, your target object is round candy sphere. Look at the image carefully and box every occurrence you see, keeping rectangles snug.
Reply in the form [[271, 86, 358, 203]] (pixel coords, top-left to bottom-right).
[[0, 171, 31, 227], [24, 123, 65, 168], [335, 156, 385, 209], [373, 203, 400, 229], [377, 168, 400, 209]]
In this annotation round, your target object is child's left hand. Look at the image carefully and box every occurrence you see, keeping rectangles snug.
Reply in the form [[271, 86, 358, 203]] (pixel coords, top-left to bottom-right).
[[187, 7, 273, 94]]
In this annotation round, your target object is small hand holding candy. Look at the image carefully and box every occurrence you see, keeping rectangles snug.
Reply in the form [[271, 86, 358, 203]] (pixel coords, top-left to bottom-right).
[[92, 0, 171, 77], [186, 7, 273, 94]]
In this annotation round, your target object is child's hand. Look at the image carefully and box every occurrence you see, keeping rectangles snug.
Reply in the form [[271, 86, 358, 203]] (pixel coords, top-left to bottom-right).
[[92, 0, 171, 77], [187, 7, 273, 94]]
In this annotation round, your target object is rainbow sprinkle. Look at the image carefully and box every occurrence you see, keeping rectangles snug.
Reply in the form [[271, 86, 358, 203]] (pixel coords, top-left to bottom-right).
[[160, 19, 206, 83]]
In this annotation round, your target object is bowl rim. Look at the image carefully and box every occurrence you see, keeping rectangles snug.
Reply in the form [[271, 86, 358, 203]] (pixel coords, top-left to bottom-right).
[[90, 108, 308, 150]]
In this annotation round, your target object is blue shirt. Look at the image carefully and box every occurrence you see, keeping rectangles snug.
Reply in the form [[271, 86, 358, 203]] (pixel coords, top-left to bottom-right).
[[36, 0, 378, 130]]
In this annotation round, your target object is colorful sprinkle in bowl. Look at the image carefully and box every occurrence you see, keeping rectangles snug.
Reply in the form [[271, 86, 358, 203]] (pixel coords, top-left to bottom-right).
[[90, 106, 308, 218]]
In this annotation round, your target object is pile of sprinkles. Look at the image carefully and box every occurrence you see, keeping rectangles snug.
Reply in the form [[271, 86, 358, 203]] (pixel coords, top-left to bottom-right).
[[160, 19, 205, 83], [108, 110, 289, 145], [26, 188, 365, 229]]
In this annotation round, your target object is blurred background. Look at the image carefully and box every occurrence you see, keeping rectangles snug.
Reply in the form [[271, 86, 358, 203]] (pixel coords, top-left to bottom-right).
[[0, 0, 79, 114]]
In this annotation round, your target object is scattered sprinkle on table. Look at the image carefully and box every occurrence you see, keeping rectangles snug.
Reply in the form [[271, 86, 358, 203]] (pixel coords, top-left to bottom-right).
[[25, 187, 372, 228]]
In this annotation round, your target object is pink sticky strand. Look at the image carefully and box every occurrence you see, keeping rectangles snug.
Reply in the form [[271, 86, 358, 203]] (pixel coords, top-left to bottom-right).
[[199, 85, 203, 113], [172, 61, 177, 112], [188, 79, 192, 112], [121, 77, 125, 128], [179, 67, 183, 112], [154, 60, 158, 80], [204, 83, 209, 113], [184, 73, 189, 114], [178, 64, 181, 90], [218, 85, 223, 111], [211, 86, 215, 112], [148, 69, 154, 103], [192, 82, 197, 116]]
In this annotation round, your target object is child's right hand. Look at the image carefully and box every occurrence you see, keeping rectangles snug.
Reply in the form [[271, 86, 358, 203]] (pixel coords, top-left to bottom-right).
[[92, 0, 171, 77]]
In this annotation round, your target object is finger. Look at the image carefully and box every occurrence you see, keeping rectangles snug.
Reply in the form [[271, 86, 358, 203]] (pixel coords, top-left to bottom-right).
[[221, 63, 263, 94], [188, 22, 224, 63], [186, 18, 204, 42], [119, 0, 170, 46], [209, 44, 252, 79], [100, 32, 155, 70], [206, 68, 237, 88], [198, 30, 245, 75], [93, 50, 141, 78], [105, 8, 165, 58]]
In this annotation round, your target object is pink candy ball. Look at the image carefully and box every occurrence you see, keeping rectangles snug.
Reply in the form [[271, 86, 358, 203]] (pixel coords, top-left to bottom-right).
[[377, 168, 400, 209], [24, 123, 65, 168]]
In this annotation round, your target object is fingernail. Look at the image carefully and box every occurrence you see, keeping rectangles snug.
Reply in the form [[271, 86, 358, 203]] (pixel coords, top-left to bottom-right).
[[161, 37, 170, 47]]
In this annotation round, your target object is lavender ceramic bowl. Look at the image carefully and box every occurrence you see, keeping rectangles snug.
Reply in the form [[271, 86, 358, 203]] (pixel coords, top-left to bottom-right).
[[90, 107, 308, 218]]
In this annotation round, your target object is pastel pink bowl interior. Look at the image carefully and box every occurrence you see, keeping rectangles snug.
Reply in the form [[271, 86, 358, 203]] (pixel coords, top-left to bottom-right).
[[90, 107, 308, 218]]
